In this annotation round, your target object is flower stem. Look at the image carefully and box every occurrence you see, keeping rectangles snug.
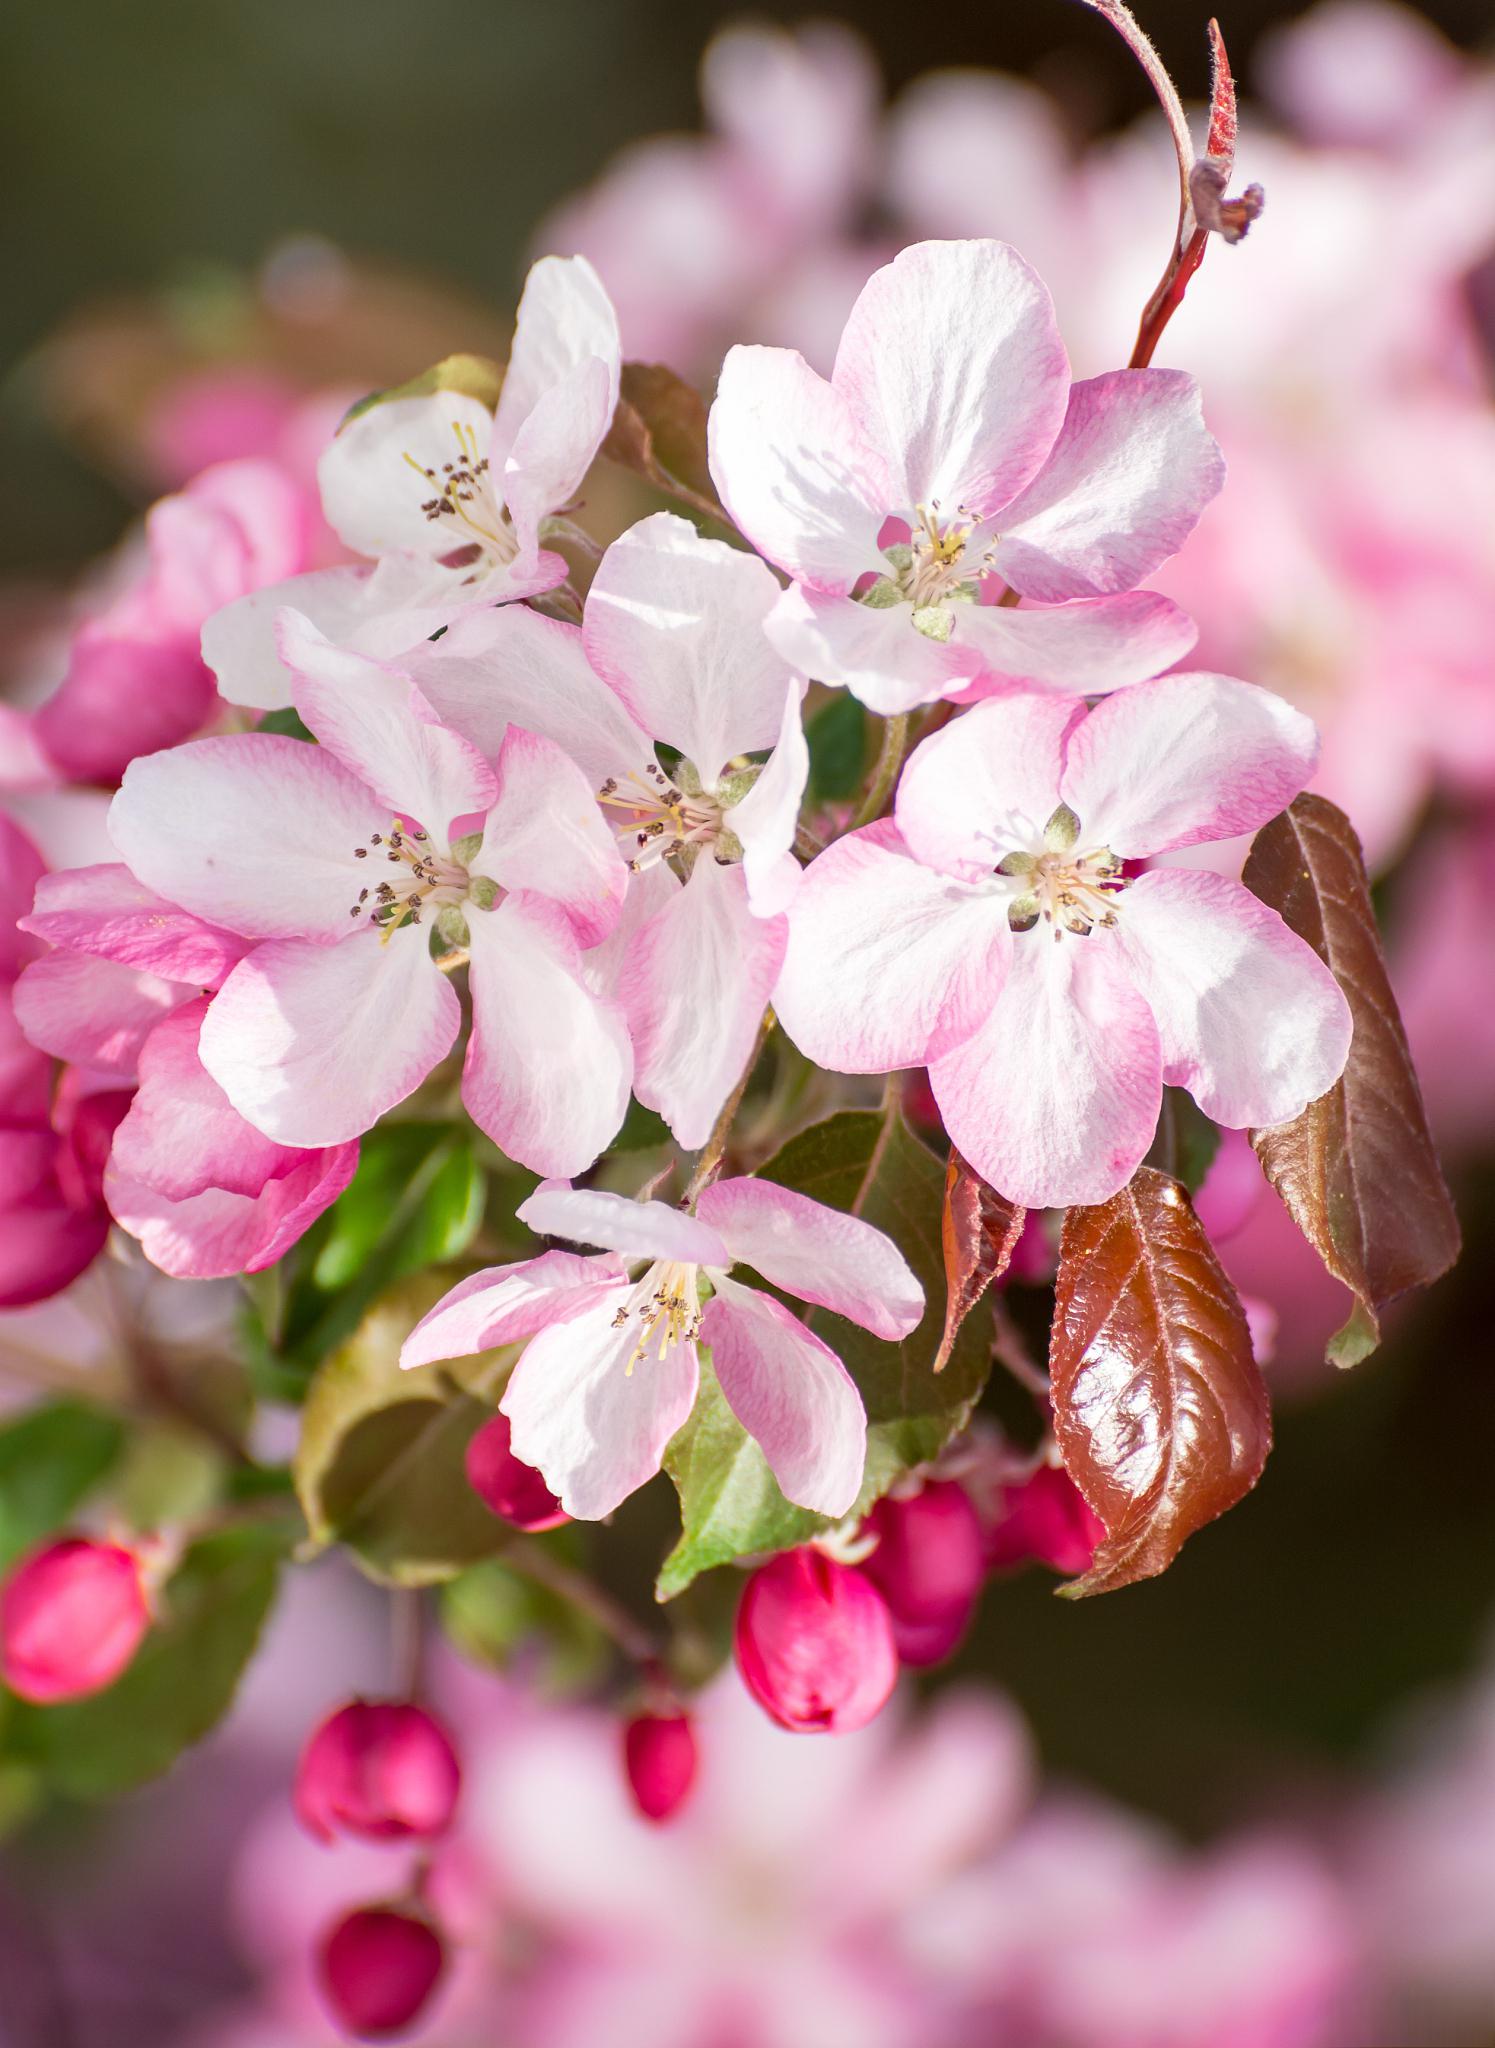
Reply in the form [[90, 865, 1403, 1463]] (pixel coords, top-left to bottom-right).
[[850, 713, 910, 830], [508, 1542, 659, 1665], [682, 1009, 776, 1202]]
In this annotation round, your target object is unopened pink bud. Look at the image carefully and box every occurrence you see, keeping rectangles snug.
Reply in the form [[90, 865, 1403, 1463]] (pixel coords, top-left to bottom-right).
[[0, 1537, 150, 1703], [464, 1413, 568, 1531], [735, 1548, 897, 1735], [985, 1462, 1106, 1578], [294, 1700, 461, 1845], [623, 1708, 698, 1822], [318, 1904, 445, 2040], [859, 1479, 985, 1668]]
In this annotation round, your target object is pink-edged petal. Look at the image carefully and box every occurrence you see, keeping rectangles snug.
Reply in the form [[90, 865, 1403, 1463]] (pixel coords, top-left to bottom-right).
[[991, 370, 1225, 602], [707, 345, 888, 592], [774, 820, 1009, 1073], [201, 566, 383, 711], [110, 999, 289, 1199], [199, 928, 457, 1146], [461, 894, 631, 1177], [1112, 868, 1353, 1128], [1060, 673, 1321, 859], [21, 866, 251, 987], [500, 1293, 699, 1521], [728, 684, 810, 917], [35, 633, 215, 787], [929, 934, 1162, 1209], [318, 391, 496, 560], [697, 1178, 923, 1338], [584, 513, 795, 774], [701, 1274, 865, 1517], [618, 857, 785, 1151], [107, 1144, 357, 1281], [490, 255, 622, 477], [399, 1249, 630, 1370], [830, 240, 1069, 516], [763, 583, 970, 715], [278, 611, 497, 835], [13, 953, 188, 1079], [895, 694, 1079, 882], [518, 1180, 729, 1268], [405, 605, 652, 791], [502, 357, 615, 570], [470, 727, 625, 947], [953, 588, 1198, 694], [109, 734, 377, 942]]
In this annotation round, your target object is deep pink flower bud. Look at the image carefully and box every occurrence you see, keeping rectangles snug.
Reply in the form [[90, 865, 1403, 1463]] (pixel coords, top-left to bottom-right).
[[623, 1709, 698, 1823], [318, 1904, 445, 2040], [985, 1462, 1107, 1577], [735, 1547, 897, 1734], [464, 1412, 568, 1531], [294, 1700, 461, 1845], [859, 1479, 986, 1668], [0, 1537, 150, 1703]]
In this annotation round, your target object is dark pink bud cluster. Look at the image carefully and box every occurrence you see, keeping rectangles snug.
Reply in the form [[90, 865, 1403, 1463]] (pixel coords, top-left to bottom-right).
[[984, 1462, 1107, 1578], [295, 1699, 462, 1845], [859, 1479, 987, 1667], [734, 1547, 898, 1734], [0, 1537, 151, 1703], [623, 1707, 698, 1823], [464, 1412, 568, 1531], [319, 1903, 446, 2040]]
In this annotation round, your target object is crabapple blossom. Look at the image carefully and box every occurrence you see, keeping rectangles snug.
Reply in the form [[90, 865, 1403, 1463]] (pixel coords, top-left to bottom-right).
[[775, 675, 1354, 1207], [105, 610, 633, 1173], [622, 1709, 699, 1824], [318, 1904, 446, 2040], [464, 1412, 568, 1532], [294, 1700, 462, 1845], [858, 1479, 987, 1668], [0, 1536, 151, 1703], [707, 238, 1216, 712], [202, 255, 621, 710], [377, 511, 810, 1148], [735, 1547, 899, 1734], [401, 1176, 924, 1521]]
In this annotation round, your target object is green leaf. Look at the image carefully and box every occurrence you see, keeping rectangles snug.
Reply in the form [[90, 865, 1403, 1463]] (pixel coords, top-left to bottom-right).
[[275, 1123, 486, 1374], [293, 1285, 513, 1586], [806, 692, 869, 803], [1145, 1087, 1221, 1195], [339, 352, 505, 430], [0, 1404, 123, 1570], [2, 1520, 291, 1799], [255, 706, 316, 742], [658, 1108, 991, 1597], [612, 1096, 672, 1152]]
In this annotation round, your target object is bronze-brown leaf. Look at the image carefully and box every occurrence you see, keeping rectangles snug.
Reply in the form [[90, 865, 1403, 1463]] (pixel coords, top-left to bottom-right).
[[601, 362, 727, 526], [934, 1150, 1025, 1373], [1242, 794, 1460, 1367], [1050, 1167, 1270, 1598]]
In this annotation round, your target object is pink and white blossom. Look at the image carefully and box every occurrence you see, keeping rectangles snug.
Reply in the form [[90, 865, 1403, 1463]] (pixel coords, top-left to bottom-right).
[[105, 611, 632, 1174], [401, 1176, 924, 1521], [202, 256, 621, 710], [775, 677, 1353, 1208], [707, 238, 1215, 713]]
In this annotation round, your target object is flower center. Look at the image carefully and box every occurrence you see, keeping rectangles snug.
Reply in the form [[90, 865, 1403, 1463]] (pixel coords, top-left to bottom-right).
[[597, 763, 729, 874], [348, 823, 472, 937], [403, 418, 517, 565], [609, 1260, 703, 1374], [997, 805, 1128, 940], [856, 503, 999, 643]]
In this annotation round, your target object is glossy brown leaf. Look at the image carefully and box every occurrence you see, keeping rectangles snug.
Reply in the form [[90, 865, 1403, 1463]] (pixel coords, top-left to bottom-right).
[[601, 362, 726, 524], [934, 1150, 1025, 1373], [1243, 795, 1460, 1367], [1050, 1167, 1270, 1598]]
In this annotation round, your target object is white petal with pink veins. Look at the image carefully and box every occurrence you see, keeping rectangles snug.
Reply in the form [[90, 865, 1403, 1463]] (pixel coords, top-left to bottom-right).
[[318, 391, 497, 561], [199, 926, 458, 1147], [895, 693, 1079, 882], [1112, 867, 1353, 1127], [400, 1250, 630, 1371], [728, 682, 810, 917], [930, 935, 1163, 1209], [518, 1181, 729, 1267], [697, 1177, 923, 1338]]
